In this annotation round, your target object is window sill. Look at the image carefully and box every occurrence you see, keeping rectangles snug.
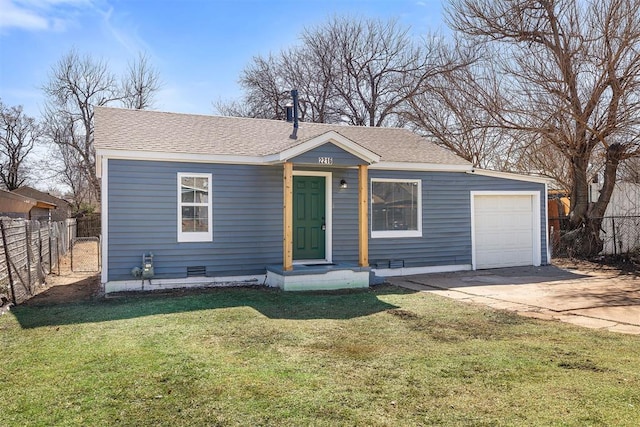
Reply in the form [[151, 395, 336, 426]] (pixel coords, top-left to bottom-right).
[[178, 232, 212, 243], [371, 231, 422, 239]]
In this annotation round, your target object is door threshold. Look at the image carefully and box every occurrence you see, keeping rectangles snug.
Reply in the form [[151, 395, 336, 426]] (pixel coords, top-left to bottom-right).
[[293, 260, 332, 266]]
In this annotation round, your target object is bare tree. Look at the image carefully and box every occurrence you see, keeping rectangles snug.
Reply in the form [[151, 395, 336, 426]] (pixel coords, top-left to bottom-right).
[[220, 45, 341, 123], [122, 52, 162, 110], [42, 50, 161, 204], [619, 157, 640, 183], [404, 55, 519, 169], [0, 100, 41, 190], [279, 45, 341, 123], [213, 97, 260, 118], [240, 54, 290, 120], [308, 17, 465, 127], [216, 16, 469, 127], [515, 135, 573, 192], [447, 0, 640, 256]]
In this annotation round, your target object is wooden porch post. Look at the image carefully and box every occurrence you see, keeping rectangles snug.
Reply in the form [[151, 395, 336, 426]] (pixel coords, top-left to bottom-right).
[[283, 162, 293, 271], [358, 164, 369, 267]]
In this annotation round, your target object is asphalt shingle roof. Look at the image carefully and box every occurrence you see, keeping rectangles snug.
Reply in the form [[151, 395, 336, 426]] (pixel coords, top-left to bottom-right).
[[94, 107, 470, 166]]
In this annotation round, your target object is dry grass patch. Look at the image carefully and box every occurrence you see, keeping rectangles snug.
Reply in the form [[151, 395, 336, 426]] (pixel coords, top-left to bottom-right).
[[1, 285, 640, 426]]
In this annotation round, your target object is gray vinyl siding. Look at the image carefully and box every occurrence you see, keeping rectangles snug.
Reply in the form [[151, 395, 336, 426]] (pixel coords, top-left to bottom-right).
[[367, 170, 548, 268], [290, 143, 367, 166], [332, 168, 360, 263], [106, 159, 547, 281], [107, 159, 282, 281]]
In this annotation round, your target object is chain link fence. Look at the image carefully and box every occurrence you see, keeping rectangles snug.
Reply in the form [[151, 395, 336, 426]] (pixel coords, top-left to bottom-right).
[[70, 237, 101, 272], [600, 215, 640, 256], [549, 215, 640, 257], [0, 217, 101, 305]]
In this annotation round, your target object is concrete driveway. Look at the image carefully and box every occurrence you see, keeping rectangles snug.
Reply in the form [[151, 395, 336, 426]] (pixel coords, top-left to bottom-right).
[[386, 264, 640, 335]]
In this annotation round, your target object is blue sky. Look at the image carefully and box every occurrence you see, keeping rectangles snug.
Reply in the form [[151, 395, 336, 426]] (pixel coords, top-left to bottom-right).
[[0, 0, 447, 119]]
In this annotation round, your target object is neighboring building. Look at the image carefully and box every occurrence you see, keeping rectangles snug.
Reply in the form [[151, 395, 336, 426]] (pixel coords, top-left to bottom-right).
[[0, 189, 57, 221], [0, 189, 38, 219], [95, 107, 549, 293], [13, 187, 71, 222]]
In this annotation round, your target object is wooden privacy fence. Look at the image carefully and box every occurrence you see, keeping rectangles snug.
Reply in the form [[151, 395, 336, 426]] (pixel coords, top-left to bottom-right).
[[0, 218, 76, 305], [76, 214, 101, 238]]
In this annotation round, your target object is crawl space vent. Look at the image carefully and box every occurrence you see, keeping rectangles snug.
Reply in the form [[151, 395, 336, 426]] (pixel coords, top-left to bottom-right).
[[187, 266, 206, 277], [388, 260, 405, 269]]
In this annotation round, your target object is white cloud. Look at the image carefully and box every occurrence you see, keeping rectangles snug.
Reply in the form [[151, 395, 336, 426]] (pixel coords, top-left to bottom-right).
[[99, 6, 148, 55], [0, 0, 48, 30], [0, 0, 93, 32]]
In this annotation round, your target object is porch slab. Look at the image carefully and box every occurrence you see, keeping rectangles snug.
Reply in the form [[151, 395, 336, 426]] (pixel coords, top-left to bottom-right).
[[266, 264, 371, 291]]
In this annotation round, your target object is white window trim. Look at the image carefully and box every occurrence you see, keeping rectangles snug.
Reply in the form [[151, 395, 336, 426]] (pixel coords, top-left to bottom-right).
[[371, 178, 422, 238], [177, 172, 213, 242]]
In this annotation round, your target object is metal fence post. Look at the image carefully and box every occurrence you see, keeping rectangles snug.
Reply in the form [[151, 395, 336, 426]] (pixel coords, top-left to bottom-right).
[[37, 222, 44, 280], [25, 222, 32, 294], [70, 227, 74, 272], [611, 216, 617, 256], [0, 220, 16, 305], [48, 222, 52, 272], [57, 233, 61, 275]]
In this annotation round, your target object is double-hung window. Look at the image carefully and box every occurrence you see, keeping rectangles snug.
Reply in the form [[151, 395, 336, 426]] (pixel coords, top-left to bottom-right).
[[178, 173, 212, 242], [371, 178, 422, 238]]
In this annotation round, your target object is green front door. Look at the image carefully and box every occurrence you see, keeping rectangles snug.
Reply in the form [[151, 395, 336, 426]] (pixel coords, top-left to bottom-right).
[[293, 175, 326, 260]]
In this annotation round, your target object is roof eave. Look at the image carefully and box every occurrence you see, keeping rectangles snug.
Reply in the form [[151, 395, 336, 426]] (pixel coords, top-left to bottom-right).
[[96, 149, 267, 167], [370, 162, 472, 172], [467, 169, 552, 184]]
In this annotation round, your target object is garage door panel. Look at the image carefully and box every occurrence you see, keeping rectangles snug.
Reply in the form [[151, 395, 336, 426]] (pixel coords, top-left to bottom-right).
[[476, 216, 530, 230], [474, 194, 536, 269], [477, 248, 533, 268], [476, 234, 532, 250]]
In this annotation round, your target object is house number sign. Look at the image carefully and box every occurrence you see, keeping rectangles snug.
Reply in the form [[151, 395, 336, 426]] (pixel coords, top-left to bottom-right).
[[318, 157, 334, 165]]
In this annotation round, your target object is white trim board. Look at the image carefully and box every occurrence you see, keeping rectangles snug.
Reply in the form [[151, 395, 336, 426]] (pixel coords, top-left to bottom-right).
[[265, 131, 381, 164], [176, 172, 213, 243], [96, 150, 265, 177], [370, 162, 471, 172], [104, 274, 266, 294], [100, 156, 109, 284], [95, 150, 473, 178], [467, 169, 551, 184], [370, 178, 423, 239], [373, 264, 471, 277]]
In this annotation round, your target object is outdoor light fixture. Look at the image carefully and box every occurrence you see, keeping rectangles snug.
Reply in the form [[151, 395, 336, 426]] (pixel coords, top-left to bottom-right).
[[340, 179, 348, 189]]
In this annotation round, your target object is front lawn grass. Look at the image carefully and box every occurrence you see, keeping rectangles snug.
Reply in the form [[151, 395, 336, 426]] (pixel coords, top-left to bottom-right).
[[2, 285, 640, 426]]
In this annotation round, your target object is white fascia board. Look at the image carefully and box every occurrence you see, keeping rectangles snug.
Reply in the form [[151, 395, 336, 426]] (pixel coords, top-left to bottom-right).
[[468, 169, 551, 184], [100, 156, 108, 284], [265, 131, 381, 164], [369, 162, 472, 172], [96, 154, 102, 178], [95, 149, 266, 165]]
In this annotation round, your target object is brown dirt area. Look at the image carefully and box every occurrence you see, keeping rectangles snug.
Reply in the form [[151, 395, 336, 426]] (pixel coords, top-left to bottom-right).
[[553, 255, 640, 277], [21, 273, 102, 306], [9, 239, 102, 308], [6, 251, 638, 308]]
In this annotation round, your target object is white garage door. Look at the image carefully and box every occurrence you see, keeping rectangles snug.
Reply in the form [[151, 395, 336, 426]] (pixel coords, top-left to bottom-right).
[[473, 194, 538, 269]]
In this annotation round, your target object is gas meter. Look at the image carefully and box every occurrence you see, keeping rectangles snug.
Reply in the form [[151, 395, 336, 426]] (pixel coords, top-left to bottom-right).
[[131, 252, 154, 280]]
